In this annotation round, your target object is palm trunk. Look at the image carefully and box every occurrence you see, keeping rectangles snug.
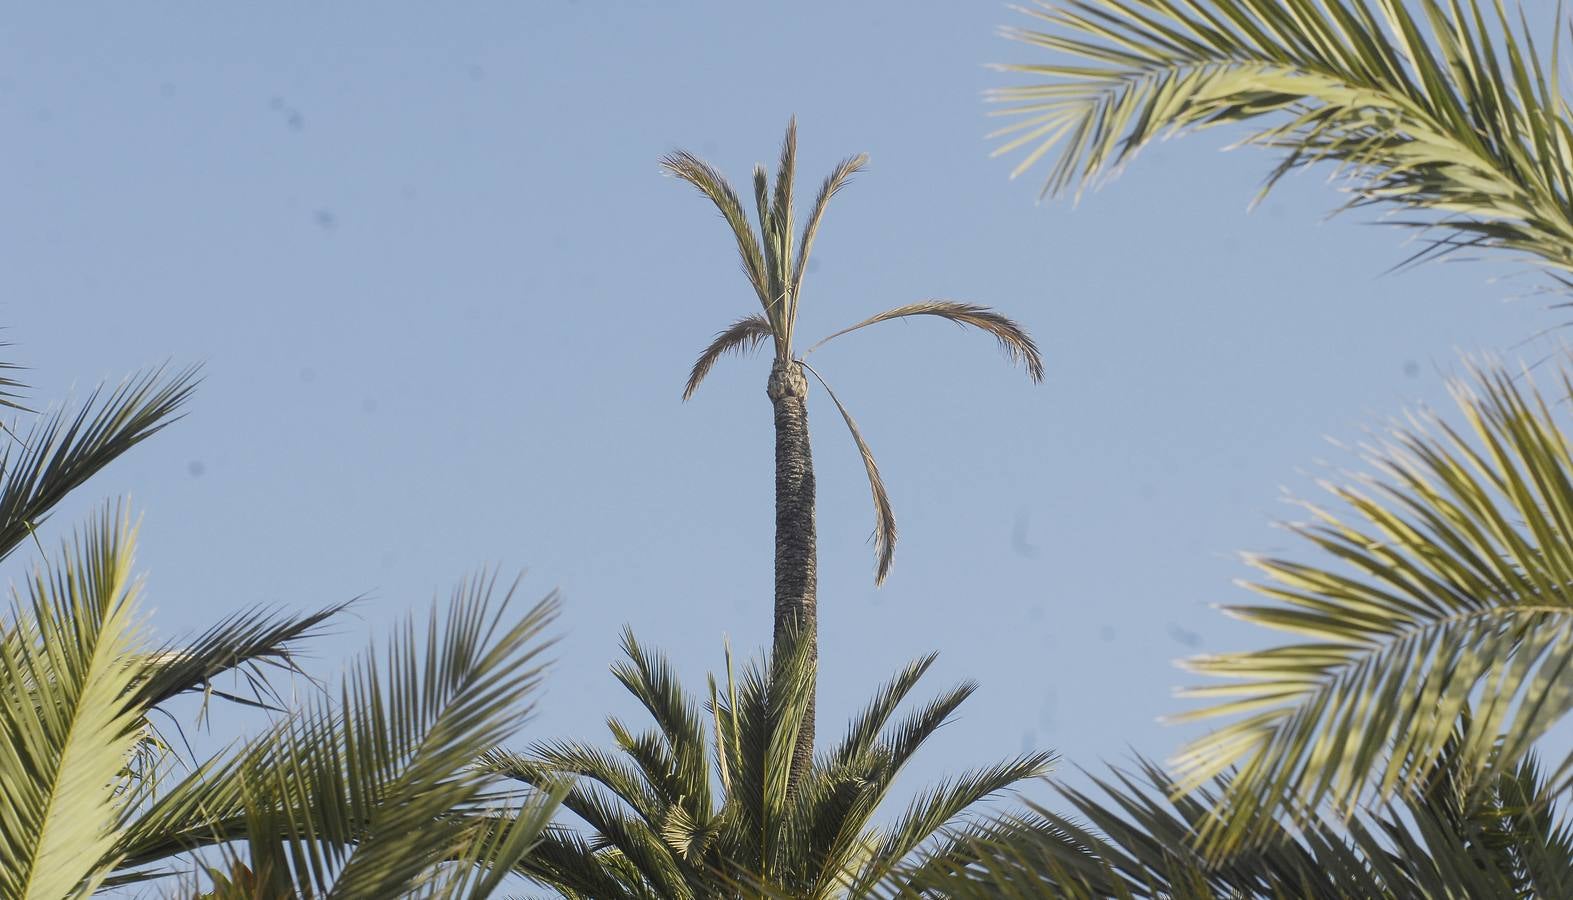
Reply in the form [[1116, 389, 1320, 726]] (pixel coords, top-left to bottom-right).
[[767, 358, 816, 786]]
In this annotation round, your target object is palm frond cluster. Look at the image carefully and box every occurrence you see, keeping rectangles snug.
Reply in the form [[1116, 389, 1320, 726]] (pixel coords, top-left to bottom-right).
[[992, 0, 1573, 277], [896, 751, 1573, 899], [488, 630, 1052, 898], [0, 505, 561, 897]]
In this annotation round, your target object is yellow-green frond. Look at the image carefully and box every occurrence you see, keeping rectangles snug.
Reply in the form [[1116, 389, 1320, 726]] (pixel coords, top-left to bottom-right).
[[1171, 358, 1573, 856], [0, 507, 149, 899], [991, 0, 1573, 275]]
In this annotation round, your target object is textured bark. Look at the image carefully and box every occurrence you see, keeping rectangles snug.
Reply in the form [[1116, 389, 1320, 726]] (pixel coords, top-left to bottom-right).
[[767, 358, 817, 787]]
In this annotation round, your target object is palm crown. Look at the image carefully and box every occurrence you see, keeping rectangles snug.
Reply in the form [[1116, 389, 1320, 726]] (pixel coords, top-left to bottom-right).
[[487, 629, 1053, 899], [669, 118, 1045, 584]]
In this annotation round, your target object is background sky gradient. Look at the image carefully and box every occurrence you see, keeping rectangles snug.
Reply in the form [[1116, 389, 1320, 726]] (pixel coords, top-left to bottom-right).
[[3, 1, 1565, 824]]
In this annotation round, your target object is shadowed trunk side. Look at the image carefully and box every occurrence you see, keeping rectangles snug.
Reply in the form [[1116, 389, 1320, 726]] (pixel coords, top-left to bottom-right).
[[767, 358, 816, 786]]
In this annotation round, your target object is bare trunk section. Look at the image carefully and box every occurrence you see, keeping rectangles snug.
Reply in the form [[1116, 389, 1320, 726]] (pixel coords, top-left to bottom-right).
[[767, 358, 817, 787]]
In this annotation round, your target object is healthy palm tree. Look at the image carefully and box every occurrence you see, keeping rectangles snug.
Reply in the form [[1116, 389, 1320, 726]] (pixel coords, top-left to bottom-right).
[[164, 571, 564, 898], [484, 627, 1053, 899], [670, 120, 1044, 779], [0, 340, 565, 897], [893, 747, 1573, 899], [0, 504, 564, 898], [986, 0, 1573, 857]]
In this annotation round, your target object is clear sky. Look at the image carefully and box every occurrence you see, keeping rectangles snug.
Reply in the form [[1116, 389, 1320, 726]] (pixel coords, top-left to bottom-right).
[[2, 0, 1564, 827]]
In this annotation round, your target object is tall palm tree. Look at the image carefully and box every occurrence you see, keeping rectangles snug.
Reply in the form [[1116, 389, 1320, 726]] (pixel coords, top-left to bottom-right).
[[669, 120, 1044, 778], [485, 628, 1053, 899]]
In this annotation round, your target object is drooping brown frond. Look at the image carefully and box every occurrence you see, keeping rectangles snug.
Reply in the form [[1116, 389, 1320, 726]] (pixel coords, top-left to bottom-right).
[[800, 362, 896, 585], [808, 302, 1045, 383], [792, 154, 869, 302], [660, 150, 769, 305], [683, 316, 775, 401]]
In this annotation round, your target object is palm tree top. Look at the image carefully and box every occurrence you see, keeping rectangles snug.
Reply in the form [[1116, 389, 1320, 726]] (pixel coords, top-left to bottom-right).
[[662, 117, 869, 363], [491, 627, 1053, 898], [667, 120, 1044, 584]]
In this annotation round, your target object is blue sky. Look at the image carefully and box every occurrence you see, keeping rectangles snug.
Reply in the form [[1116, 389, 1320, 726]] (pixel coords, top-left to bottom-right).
[[2, 0, 1564, 822]]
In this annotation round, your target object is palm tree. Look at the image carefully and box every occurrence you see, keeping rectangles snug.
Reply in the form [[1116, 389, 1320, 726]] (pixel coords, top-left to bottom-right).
[[988, 0, 1573, 279], [985, 0, 1573, 857], [1, 504, 564, 897], [669, 120, 1044, 778], [485, 627, 1053, 899], [0, 340, 564, 896], [166, 571, 564, 898], [894, 748, 1573, 899]]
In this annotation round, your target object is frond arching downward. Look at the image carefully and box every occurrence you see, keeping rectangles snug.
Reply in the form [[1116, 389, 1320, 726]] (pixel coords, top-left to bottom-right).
[[1169, 358, 1573, 857], [807, 301, 1045, 383], [799, 362, 897, 586], [990, 0, 1573, 275], [683, 315, 773, 401]]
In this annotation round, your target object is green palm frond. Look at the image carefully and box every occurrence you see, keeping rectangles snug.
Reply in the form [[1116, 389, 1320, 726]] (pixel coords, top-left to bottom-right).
[[991, 0, 1573, 276], [495, 629, 1049, 899], [889, 750, 1573, 900], [0, 506, 150, 899], [215, 574, 559, 897], [0, 342, 29, 413], [0, 365, 197, 564], [132, 600, 348, 714], [1163, 359, 1573, 855]]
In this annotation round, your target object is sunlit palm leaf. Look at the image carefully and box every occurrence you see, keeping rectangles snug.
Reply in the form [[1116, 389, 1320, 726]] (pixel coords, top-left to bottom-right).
[[0, 507, 148, 899], [1165, 360, 1573, 855], [683, 315, 773, 401], [991, 0, 1573, 276], [799, 362, 897, 585], [807, 301, 1046, 383]]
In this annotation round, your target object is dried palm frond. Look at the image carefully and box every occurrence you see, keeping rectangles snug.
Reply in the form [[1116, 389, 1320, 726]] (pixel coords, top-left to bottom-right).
[[661, 150, 771, 309], [807, 301, 1045, 383], [793, 154, 868, 303], [683, 315, 774, 401], [800, 362, 897, 586]]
